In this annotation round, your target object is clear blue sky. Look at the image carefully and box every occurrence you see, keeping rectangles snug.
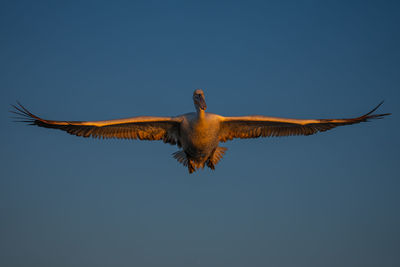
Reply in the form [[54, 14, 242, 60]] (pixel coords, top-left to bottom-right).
[[1, 1, 399, 266]]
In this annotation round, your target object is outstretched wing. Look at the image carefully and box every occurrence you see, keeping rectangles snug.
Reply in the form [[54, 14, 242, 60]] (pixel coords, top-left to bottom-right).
[[219, 102, 390, 142], [11, 102, 182, 145]]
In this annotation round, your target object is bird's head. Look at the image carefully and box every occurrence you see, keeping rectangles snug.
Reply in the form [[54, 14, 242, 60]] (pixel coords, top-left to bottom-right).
[[193, 89, 207, 111]]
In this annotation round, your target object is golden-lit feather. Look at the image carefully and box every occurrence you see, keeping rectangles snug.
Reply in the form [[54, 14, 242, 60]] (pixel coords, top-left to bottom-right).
[[11, 102, 182, 145], [219, 102, 390, 142]]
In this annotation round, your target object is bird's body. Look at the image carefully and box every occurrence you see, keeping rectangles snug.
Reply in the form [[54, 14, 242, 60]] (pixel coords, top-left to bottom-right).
[[178, 111, 224, 172], [12, 89, 390, 173]]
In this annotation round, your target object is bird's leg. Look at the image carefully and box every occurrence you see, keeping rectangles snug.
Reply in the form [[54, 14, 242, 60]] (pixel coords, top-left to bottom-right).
[[188, 160, 195, 174], [206, 159, 215, 170]]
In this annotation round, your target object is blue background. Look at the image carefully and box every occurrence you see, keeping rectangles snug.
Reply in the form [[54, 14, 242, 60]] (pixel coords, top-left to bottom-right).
[[1, 1, 399, 266]]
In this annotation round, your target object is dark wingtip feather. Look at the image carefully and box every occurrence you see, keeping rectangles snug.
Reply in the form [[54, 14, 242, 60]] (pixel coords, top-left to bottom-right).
[[10, 102, 38, 125], [364, 101, 384, 117], [362, 101, 391, 121], [16, 101, 33, 115]]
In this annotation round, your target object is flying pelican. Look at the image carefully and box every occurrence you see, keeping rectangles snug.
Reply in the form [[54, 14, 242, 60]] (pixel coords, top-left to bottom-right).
[[12, 89, 390, 173]]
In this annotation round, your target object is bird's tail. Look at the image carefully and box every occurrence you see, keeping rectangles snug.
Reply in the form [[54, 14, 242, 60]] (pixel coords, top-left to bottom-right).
[[172, 151, 188, 167], [210, 146, 227, 166]]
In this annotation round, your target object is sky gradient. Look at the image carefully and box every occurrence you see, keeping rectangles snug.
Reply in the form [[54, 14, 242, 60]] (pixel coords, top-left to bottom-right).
[[1, 1, 399, 266]]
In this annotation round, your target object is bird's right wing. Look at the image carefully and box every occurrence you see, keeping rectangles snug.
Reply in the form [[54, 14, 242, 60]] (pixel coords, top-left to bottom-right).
[[218, 102, 390, 142], [11, 102, 183, 145]]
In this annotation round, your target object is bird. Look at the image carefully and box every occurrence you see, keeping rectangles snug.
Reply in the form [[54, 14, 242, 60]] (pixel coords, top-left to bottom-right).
[[11, 89, 390, 173]]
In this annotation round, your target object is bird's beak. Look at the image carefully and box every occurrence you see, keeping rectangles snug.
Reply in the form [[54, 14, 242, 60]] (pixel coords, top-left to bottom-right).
[[198, 95, 207, 110]]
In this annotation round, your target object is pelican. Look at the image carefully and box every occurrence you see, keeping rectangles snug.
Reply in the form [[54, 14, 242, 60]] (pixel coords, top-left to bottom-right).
[[12, 89, 390, 173]]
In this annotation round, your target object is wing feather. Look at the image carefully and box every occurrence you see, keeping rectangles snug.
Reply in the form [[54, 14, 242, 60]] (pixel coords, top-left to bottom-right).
[[12, 102, 182, 145], [219, 102, 390, 142]]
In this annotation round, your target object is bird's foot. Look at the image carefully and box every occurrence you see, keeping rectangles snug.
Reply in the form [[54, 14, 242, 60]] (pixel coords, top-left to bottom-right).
[[188, 160, 195, 174], [206, 160, 215, 170]]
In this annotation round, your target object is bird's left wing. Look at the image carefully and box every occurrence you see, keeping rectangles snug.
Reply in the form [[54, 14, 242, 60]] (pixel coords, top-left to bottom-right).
[[11, 102, 182, 145], [219, 102, 390, 142]]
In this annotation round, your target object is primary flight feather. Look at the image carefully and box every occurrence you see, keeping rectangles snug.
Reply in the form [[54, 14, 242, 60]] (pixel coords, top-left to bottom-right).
[[12, 89, 390, 173]]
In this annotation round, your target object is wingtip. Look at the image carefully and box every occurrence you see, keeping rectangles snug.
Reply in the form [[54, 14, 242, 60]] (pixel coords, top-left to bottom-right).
[[10, 101, 42, 125], [362, 100, 390, 118], [367, 101, 383, 115]]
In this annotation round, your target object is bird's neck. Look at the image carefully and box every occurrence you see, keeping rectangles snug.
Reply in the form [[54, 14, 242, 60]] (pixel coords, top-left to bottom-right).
[[196, 108, 205, 120]]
